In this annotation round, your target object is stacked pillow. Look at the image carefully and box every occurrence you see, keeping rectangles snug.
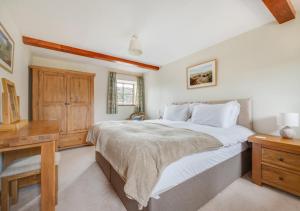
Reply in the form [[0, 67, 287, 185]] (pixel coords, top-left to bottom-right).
[[163, 104, 190, 121], [162, 101, 240, 128], [191, 101, 240, 128]]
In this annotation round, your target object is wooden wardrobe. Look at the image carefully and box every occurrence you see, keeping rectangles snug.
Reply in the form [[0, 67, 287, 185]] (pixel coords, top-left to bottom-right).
[[29, 65, 95, 149]]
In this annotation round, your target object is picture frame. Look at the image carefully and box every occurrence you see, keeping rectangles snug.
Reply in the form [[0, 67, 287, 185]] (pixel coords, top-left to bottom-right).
[[2, 78, 20, 123], [187, 59, 217, 89], [0, 22, 15, 73]]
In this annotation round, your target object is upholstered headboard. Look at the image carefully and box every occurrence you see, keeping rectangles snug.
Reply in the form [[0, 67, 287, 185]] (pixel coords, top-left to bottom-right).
[[173, 98, 253, 130]]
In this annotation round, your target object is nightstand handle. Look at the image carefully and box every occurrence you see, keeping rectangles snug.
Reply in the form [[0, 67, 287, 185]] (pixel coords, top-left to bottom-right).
[[278, 176, 284, 181], [278, 157, 284, 162]]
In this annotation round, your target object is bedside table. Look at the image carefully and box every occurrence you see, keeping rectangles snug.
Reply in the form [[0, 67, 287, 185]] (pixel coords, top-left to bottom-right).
[[248, 135, 300, 196]]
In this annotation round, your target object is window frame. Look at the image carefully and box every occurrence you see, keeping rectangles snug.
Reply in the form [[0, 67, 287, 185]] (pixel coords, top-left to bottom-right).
[[117, 80, 136, 106]]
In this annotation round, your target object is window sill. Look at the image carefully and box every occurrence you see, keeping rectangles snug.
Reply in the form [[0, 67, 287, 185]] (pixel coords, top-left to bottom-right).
[[118, 104, 136, 107]]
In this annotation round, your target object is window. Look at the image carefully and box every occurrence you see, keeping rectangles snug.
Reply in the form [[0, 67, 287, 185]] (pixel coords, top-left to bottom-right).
[[117, 80, 135, 105]]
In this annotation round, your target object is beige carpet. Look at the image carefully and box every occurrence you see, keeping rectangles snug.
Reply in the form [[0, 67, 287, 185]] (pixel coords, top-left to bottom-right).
[[10, 146, 300, 211]]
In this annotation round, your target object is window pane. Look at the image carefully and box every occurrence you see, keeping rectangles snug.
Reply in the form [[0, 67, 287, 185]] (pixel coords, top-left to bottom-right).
[[117, 83, 124, 104], [117, 83, 123, 92], [124, 83, 133, 88], [124, 94, 133, 104], [117, 86, 122, 94], [124, 85, 133, 95], [117, 93, 123, 104], [117, 81, 135, 105]]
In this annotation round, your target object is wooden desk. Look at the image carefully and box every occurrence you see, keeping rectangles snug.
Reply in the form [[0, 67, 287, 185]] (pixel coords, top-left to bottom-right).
[[0, 121, 59, 211]]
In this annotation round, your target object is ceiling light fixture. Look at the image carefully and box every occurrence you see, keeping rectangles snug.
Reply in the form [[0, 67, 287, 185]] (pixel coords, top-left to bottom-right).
[[129, 35, 143, 56]]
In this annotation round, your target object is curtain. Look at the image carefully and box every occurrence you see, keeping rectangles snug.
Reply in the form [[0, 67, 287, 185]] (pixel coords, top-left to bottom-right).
[[135, 76, 145, 113], [107, 72, 118, 114]]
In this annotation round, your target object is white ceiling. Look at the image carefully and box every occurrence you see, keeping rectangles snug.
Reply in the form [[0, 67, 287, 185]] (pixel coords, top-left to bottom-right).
[[5, 0, 300, 72]]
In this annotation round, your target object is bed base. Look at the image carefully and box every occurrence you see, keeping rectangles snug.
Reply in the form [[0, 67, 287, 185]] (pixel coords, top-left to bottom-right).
[[96, 149, 251, 211]]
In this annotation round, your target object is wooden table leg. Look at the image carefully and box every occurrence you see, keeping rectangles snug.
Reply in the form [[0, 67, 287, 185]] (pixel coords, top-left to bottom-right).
[[41, 141, 56, 211], [11, 179, 18, 204], [1, 177, 9, 211]]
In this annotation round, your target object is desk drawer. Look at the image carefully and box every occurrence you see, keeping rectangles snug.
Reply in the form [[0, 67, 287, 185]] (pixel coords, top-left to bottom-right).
[[262, 148, 300, 171], [262, 165, 300, 196], [59, 132, 87, 149]]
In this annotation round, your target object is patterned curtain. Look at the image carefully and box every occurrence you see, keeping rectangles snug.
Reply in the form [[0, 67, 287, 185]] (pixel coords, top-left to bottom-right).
[[135, 76, 145, 113], [107, 72, 118, 114]]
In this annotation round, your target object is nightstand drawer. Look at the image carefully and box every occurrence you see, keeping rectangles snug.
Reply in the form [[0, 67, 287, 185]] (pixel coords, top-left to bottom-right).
[[262, 165, 300, 196], [262, 148, 300, 172]]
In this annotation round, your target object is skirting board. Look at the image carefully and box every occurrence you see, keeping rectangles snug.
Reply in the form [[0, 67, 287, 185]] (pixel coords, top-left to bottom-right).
[[96, 149, 251, 211]]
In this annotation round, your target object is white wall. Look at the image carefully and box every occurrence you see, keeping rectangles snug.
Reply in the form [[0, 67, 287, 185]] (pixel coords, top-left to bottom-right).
[[31, 56, 141, 122], [1, 0, 141, 124], [145, 18, 300, 137], [0, 0, 31, 170], [0, 0, 31, 122]]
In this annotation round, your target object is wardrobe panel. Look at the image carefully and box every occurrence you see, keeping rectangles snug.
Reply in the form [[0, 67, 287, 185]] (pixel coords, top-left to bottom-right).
[[30, 66, 95, 149]]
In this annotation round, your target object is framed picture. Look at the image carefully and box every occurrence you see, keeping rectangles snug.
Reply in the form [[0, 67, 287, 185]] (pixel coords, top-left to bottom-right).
[[187, 59, 217, 89], [2, 78, 20, 123], [0, 22, 15, 73]]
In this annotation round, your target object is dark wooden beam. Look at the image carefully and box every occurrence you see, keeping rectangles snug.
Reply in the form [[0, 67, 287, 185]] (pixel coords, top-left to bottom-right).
[[263, 0, 296, 24], [23, 36, 160, 71]]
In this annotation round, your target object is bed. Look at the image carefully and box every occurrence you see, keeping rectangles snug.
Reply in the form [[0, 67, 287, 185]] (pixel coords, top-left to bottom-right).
[[89, 98, 254, 211]]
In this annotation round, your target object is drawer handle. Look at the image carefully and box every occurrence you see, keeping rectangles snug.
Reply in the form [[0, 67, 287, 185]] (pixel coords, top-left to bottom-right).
[[278, 176, 284, 181], [278, 157, 284, 162]]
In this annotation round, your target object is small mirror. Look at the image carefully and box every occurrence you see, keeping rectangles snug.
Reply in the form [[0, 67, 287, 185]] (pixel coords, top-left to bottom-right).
[[2, 78, 20, 123]]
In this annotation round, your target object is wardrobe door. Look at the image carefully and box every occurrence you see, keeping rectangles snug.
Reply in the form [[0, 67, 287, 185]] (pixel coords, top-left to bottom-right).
[[38, 71, 67, 134], [66, 74, 91, 134]]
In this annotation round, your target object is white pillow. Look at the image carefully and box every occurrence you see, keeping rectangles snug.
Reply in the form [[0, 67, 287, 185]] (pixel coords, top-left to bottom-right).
[[163, 104, 190, 121], [228, 101, 240, 126], [191, 101, 240, 128], [189, 103, 202, 114]]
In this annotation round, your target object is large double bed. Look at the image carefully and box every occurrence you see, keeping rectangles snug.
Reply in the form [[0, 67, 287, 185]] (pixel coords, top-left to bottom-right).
[[88, 99, 254, 211]]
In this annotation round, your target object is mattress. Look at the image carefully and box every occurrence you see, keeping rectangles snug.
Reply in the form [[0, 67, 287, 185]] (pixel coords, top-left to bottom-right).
[[151, 142, 248, 197], [95, 120, 254, 198]]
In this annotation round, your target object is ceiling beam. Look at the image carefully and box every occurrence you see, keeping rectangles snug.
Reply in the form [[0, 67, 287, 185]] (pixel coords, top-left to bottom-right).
[[23, 36, 160, 71], [263, 0, 296, 24]]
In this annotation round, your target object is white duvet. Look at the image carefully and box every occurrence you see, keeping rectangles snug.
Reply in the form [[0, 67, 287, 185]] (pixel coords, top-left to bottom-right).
[[95, 119, 254, 198], [146, 120, 253, 147], [145, 120, 254, 198]]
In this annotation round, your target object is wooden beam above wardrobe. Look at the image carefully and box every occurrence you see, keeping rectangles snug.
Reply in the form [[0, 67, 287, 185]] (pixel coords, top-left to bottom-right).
[[22, 36, 160, 71], [263, 0, 296, 24]]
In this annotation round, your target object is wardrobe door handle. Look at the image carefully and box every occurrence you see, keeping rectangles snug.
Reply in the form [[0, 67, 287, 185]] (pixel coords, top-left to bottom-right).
[[278, 157, 284, 162], [65, 103, 70, 105]]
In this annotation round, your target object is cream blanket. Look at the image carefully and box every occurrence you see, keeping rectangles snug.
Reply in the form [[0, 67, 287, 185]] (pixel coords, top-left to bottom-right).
[[87, 121, 223, 209]]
